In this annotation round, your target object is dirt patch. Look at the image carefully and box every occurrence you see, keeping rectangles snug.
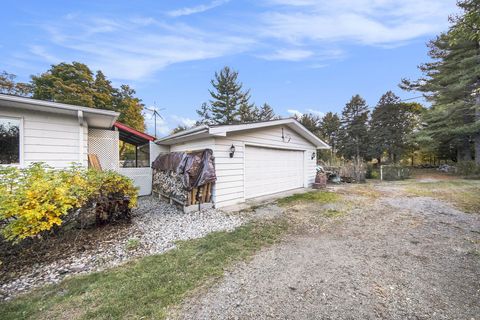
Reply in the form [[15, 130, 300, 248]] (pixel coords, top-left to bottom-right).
[[175, 185, 480, 320]]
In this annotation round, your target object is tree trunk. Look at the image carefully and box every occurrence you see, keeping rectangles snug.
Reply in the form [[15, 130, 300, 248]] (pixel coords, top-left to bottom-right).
[[457, 138, 472, 162], [475, 94, 480, 165]]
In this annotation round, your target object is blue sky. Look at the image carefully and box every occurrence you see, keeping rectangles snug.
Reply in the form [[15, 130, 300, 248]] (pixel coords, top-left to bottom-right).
[[1, 0, 458, 136]]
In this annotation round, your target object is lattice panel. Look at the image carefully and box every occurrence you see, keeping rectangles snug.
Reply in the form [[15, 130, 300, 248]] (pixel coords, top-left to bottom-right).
[[118, 168, 152, 196], [88, 129, 119, 170]]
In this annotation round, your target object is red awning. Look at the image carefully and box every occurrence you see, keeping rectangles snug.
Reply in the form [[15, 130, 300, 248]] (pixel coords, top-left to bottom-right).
[[114, 122, 155, 146]]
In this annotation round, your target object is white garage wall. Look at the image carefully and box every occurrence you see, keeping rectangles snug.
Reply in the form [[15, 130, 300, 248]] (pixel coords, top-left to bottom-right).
[[214, 125, 317, 208], [0, 107, 88, 168]]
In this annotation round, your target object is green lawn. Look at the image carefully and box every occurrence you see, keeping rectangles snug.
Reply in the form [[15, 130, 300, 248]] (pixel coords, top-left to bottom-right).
[[1, 220, 288, 320], [277, 190, 340, 206]]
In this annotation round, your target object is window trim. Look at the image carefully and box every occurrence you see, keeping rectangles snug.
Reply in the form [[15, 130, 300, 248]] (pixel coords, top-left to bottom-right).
[[0, 115, 24, 167]]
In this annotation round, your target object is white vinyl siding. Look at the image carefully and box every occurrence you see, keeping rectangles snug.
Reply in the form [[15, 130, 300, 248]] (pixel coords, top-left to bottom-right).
[[169, 138, 215, 153], [0, 107, 88, 168], [213, 125, 317, 208]]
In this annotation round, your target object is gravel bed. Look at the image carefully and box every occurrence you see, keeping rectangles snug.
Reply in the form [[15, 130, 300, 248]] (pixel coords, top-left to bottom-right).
[[0, 197, 246, 300], [176, 192, 480, 319]]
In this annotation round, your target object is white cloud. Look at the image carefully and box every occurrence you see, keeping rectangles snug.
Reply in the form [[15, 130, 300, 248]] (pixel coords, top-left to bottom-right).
[[287, 109, 303, 117], [259, 48, 313, 61], [22, 1, 456, 81], [171, 115, 197, 127], [32, 16, 254, 81], [261, 0, 457, 45], [306, 108, 325, 118], [287, 108, 325, 118], [144, 111, 170, 137], [29, 45, 60, 63], [168, 0, 229, 17]]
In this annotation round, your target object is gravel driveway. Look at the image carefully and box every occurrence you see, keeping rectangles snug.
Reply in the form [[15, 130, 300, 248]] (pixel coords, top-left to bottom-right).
[[175, 184, 480, 320]]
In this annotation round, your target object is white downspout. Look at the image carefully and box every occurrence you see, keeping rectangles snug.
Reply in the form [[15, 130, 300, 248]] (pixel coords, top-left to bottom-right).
[[77, 110, 85, 166]]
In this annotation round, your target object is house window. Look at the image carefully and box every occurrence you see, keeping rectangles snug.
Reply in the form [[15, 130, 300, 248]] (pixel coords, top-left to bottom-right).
[[0, 117, 21, 164]]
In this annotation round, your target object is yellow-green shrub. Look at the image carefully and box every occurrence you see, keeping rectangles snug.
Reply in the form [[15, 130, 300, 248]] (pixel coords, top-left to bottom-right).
[[0, 163, 138, 243]]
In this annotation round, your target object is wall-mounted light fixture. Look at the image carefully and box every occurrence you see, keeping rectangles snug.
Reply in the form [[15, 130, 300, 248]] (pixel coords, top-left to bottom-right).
[[311, 152, 316, 160], [229, 144, 236, 158]]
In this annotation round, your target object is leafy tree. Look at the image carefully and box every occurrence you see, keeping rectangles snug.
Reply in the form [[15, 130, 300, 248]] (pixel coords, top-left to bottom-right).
[[32, 62, 97, 108], [337, 94, 370, 161], [93, 70, 115, 111], [319, 112, 340, 154], [0, 71, 33, 96], [115, 85, 145, 132], [30, 62, 145, 131], [401, 0, 480, 164]]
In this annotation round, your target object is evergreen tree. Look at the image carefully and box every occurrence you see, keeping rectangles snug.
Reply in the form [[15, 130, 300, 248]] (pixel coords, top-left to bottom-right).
[[369, 91, 424, 163], [401, 0, 480, 164], [196, 102, 212, 125], [257, 103, 277, 121], [337, 95, 370, 161], [171, 125, 188, 134], [238, 102, 258, 123], [208, 66, 251, 124], [319, 112, 340, 154], [295, 113, 322, 137]]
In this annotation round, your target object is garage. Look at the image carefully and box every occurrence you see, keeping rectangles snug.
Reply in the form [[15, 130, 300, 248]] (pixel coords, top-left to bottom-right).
[[156, 118, 330, 208], [245, 146, 304, 198]]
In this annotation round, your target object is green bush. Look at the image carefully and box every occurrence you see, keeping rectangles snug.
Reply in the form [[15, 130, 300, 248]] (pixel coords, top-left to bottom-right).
[[0, 163, 138, 243], [366, 163, 380, 179], [381, 165, 411, 180], [456, 161, 480, 176]]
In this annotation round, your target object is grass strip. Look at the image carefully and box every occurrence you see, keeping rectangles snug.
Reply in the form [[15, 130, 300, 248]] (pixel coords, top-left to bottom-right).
[[277, 191, 339, 206], [405, 180, 480, 213], [1, 219, 288, 320]]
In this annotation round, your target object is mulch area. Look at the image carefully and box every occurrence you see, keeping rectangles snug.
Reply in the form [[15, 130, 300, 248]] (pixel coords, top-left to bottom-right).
[[0, 221, 131, 284]]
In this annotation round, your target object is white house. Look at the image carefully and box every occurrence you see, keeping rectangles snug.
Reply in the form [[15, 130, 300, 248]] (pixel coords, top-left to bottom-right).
[[156, 119, 330, 208], [0, 94, 157, 195]]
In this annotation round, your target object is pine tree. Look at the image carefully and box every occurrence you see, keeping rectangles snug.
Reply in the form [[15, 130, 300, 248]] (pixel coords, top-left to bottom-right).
[[208, 66, 251, 124], [319, 112, 340, 154], [238, 102, 258, 123], [196, 102, 212, 125], [401, 0, 480, 164], [369, 91, 424, 163], [295, 113, 322, 137], [257, 103, 276, 121], [337, 95, 369, 161]]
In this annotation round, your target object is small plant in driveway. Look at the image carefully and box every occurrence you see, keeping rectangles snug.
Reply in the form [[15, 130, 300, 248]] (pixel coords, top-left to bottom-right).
[[126, 238, 141, 251]]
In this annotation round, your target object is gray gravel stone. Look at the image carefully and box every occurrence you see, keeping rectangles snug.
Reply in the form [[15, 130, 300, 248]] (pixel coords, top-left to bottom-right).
[[1, 196, 245, 300]]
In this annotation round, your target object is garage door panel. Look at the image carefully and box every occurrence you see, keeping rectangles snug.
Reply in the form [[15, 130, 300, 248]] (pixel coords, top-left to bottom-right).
[[245, 146, 304, 199]]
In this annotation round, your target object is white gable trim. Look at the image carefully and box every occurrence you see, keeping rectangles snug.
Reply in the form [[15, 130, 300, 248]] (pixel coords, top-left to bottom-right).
[[157, 118, 330, 149]]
